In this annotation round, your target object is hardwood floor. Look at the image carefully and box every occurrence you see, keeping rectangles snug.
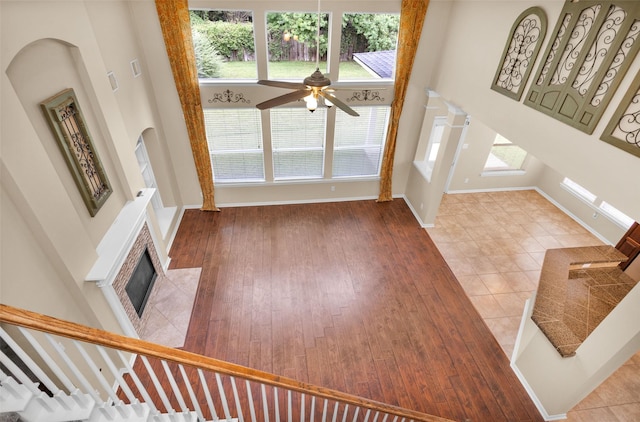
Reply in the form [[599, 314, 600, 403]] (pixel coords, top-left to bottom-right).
[[168, 200, 543, 421]]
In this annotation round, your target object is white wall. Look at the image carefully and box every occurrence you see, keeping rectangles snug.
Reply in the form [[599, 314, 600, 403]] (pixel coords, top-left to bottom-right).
[[513, 285, 640, 418], [423, 0, 640, 226], [0, 0, 183, 330]]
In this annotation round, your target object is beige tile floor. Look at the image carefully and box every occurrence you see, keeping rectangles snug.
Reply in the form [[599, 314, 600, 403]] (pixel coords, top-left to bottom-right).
[[141, 267, 201, 348], [426, 190, 640, 422]]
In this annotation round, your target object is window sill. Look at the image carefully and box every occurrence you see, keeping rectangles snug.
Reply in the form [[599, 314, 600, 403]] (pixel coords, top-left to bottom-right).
[[481, 169, 526, 177], [413, 161, 433, 182]]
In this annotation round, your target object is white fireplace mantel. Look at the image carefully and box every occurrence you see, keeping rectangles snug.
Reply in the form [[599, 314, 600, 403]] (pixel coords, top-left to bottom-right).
[[85, 188, 155, 286]]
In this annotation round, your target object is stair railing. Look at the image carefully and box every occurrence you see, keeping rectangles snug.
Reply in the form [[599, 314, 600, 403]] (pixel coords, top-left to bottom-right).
[[0, 304, 452, 422]]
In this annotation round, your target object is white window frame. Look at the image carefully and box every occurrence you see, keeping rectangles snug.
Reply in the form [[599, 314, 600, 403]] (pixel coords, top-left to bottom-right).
[[413, 116, 446, 182], [561, 177, 597, 203], [560, 177, 633, 230], [195, 2, 398, 185], [332, 105, 390, 178], [481, 134, 528, 176], [135, 136, 163, 211]]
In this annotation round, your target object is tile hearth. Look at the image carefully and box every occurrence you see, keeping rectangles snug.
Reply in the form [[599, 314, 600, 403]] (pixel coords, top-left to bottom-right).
[[140, 267, 201, 348]]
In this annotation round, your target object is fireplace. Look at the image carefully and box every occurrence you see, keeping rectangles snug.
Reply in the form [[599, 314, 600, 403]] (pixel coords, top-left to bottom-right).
[[125, 248, 157, 317], [111, 223, 164, 334]]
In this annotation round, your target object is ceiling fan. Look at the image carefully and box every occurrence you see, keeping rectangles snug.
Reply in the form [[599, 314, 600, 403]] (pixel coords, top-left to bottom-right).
[[255, 0, 359, 117]]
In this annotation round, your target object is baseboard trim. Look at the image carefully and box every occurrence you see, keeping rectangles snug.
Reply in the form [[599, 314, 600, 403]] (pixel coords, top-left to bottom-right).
[[533, 187, 611, 245], [510, 362, 568, 421]]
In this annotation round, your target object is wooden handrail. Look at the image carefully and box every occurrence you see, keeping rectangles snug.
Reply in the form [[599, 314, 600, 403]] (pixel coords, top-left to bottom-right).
[[0, 304, 453, 422]]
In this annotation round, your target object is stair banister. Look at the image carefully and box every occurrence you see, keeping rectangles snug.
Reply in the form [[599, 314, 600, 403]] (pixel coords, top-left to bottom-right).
[[0, 304, 453, 422]]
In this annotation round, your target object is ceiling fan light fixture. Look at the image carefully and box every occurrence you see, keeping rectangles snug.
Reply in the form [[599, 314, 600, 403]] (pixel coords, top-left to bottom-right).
[[304, 93, 318, 112], [254, 0, 359, 117]]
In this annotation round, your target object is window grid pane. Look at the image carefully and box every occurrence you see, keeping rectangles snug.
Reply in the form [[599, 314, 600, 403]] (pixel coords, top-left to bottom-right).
[[333, 106, 389, 177], [266, 12, 329, 79], [204, 108, 265, 182], [271, 108, 326, 179], [484, 134, 527, 171]]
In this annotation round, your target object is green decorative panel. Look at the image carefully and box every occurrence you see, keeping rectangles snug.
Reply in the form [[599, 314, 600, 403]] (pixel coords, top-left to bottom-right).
[[601, 72, 640, 158], [491, 7, 547, 100], [41, 88, 112, 216], [525, 1, 640, 134]]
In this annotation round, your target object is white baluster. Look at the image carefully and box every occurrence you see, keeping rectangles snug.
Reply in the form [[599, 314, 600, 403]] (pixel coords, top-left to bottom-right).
[[73, 342, 120, 403], [321, 398, 329, 422], [351, 406, 360, 422], [45, 334, 101, 403], [246, 379, 256, 422], [274, 386, 280, 422], [230, 376, 244, 422], [310, 396, 316, 422], [198, 368, 218, 421], [178, 364, 203, 420], [215, 372, 232, 420], [18, 328, 76, 393], [117, 351, 158, 413], [140, 355, 174, 414], [341, 404, 349, 422], [161, 361, 188, 412], [0, 327, 60, 395], [261, 384, 270, 422], [331, 402, 339, 422]]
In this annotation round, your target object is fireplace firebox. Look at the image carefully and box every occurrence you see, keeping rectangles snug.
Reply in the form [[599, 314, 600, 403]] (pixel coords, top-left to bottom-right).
[[125, 248, 157, 317]]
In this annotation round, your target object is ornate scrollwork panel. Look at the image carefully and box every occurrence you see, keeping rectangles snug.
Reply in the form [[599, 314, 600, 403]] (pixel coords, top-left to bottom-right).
[[602, 72, 640, 158], [550, 5, 601, 86], [207, 89, 250, 104], [491, 7, 547, 100], [41, 88, 112, 217], [525, 1, 640, 134], [572, 5, 626, 96], [591, 19, 640, 106], [347, 90, 385, 102]]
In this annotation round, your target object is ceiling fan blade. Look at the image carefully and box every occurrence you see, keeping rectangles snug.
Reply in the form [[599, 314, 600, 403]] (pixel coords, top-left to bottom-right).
[[256, 89, 310, 110], [257, 80, 308, 90], [320, 91, 360, 117]]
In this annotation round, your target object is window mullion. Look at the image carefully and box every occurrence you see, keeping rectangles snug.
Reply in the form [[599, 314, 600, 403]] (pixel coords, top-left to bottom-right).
[[253, 9, 269, 81], [260, 109, 274, 182], [324, 107, 336, 179]]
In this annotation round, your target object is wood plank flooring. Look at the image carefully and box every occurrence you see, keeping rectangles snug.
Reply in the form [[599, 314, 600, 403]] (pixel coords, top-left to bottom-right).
[[168, 200, 543, 421]]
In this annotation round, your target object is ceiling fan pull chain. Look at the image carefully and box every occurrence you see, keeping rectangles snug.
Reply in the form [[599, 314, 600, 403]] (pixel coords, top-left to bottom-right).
[[316, 0, 321, 69]]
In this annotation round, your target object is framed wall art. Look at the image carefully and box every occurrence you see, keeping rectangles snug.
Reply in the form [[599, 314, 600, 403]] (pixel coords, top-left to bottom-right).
[[41, 88, 112, 216], [601, 72, 640, 158]]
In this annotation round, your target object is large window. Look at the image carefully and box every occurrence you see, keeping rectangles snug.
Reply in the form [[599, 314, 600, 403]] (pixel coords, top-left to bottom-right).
[[561, 177, 633, 229], [271, 108, 326, 179], [204, 109, 265, 182], [333, 106, 389, 177], [194, 3, 398, 184], [190, 10, 257, 80], [483, 134, 528, 173], [339, 13, 400, 80], [266, 11, 329, 79]]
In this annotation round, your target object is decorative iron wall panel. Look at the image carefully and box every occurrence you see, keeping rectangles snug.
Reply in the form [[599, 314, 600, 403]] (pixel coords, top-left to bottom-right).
[[491, 7, 547, 100], [41, 88, 112, 216], [524, 1, 640, 134], [601, 71, 640, 158]]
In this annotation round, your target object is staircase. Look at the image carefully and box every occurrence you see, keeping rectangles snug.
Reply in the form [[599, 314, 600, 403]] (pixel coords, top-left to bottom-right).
[[0, 304, 452, 422]]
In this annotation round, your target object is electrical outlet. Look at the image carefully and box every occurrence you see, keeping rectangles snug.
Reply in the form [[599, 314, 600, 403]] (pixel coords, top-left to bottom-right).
[[330, 186, 335, 192]]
